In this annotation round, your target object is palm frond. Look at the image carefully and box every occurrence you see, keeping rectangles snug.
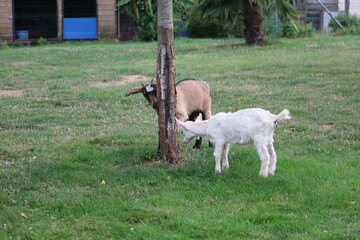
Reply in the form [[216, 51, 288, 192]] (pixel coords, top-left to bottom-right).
[[191, 0, 241, 25], [276, 0, 302, 17]]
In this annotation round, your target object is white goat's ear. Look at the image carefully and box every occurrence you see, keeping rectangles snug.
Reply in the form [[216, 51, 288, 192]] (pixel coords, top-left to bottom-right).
[[175, 118, 181, 125], [195, 113, 203, 122], [175, 118, 188, 130], [125, 87, 143, 96]]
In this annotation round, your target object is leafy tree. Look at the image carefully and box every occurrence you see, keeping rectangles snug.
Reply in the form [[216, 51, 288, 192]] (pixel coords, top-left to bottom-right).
[[192, 0, 301, 45], [117, 0, 157, 41]]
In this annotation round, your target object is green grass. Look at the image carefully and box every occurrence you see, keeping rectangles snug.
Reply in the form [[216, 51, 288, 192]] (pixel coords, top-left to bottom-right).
[[1, 36, 359, 239]]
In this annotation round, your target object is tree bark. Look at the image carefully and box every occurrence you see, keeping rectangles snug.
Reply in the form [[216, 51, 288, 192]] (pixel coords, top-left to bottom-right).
[[243, 0, 265, 45], [156, 0, 179, 163]]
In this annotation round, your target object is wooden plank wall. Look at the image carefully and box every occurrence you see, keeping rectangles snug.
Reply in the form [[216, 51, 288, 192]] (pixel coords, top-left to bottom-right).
[[98, 0, 117, 38], [57, 0, 62, 39], [1, 0, 118, 41], [0, 0, 13, 40], [296, 0, 340, 30]]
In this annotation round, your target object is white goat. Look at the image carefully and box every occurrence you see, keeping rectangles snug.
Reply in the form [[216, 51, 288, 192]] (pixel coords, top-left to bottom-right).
[[176, 108, 291, 177]]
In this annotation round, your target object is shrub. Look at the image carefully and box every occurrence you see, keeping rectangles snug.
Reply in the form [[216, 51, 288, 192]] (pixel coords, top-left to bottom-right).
[[118, 0, 157, 41], [173, 0, 191, 37], [136, 13, 156, 41], [187, 15, 242, 38], [11, 42, 23, 48], [282, 20, 315, 38], [0, 40, 10, 50], [37, 37, 47, 46], [188, 17, 230, 38], [329, 13, 360, 34]]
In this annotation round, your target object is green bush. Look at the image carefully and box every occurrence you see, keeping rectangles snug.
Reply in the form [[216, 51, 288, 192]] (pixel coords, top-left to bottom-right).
[[118, 0, 157, 41], [136, 13, 157, 41], [329, 13, 360, 34], [188, 17, 230, 38], [11, 42, 23, 48], [0, 39, 9, 50], [37, 37, 47, 46], [187, 15, 243, 38], [174, 19, 189, 37], [282, 20, 315, 38], [330, 13, 360, 29]]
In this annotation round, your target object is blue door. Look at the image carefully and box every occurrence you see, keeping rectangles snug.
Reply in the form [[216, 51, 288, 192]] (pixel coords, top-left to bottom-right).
[[63, 0, 97, 39], [64, 18, 97, 39]]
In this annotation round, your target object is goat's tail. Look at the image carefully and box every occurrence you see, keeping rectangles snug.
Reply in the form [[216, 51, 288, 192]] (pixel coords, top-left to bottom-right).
[[275, 109, 291, 123]]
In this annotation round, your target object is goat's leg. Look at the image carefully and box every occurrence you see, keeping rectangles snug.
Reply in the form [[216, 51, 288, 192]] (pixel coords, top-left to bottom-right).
[[267, 143, 277, 176], [256, 145, 271, 177], [193, 137, 202, 149], [222, 144, 230, 170], [213, 144, 223, 174], [203, 109, 214, 148]]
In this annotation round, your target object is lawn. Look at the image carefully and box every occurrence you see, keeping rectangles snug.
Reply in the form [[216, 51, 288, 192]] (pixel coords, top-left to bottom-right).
[[0, 35, 359, 239]]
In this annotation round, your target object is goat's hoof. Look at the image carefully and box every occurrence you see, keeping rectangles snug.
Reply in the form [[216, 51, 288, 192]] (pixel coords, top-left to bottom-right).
[[268, 167, 276, 176], [259, 171, 268, 177], [215, 169, 221, 174], [222, 165, 229, 170], [192, 144, 201, 149]]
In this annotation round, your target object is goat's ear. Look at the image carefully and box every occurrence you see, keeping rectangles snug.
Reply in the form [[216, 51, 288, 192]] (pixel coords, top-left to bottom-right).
[[175, 118, 188, 130], [125, 87, 143, 96], [195, 113, 203, 122]]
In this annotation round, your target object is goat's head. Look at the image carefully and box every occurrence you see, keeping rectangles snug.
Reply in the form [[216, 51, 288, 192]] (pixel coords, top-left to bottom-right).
[[175, 116, 201, 144], [125, 79, 158, 109]]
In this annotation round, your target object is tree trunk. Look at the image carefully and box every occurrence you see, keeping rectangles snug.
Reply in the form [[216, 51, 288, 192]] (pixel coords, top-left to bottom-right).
[[156, 0, 179, 163], [243, 0, 265, 45]]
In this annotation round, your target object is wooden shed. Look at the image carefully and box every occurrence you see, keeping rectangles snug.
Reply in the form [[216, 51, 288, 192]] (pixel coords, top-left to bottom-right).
[[295, 0, 340, 30], [0, 0, 119, 42]]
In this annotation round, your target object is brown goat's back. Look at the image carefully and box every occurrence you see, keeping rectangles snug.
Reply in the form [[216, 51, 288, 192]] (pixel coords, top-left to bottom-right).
[[175, 79, 212, 122]]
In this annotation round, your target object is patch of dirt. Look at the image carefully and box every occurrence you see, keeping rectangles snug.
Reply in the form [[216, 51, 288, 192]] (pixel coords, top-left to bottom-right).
[[242, 84, 260, 90], [92, 75, 151, 87], [182, 42, 244, 52], [323, 123, 334, 129], [11, 61, 37, 67], [0, 90, 23, 97]]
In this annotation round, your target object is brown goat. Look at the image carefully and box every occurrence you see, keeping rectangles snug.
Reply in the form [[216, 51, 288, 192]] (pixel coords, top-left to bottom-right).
[[125, 78, 212, 148]]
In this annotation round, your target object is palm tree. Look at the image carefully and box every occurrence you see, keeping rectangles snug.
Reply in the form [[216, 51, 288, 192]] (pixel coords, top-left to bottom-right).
[[193, 0, 301, 45]]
